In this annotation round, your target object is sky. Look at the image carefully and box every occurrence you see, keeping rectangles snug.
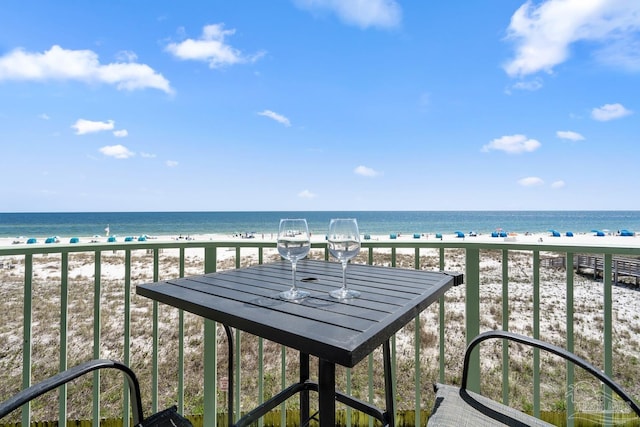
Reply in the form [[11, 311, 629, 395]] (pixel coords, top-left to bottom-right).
[[1, 0, 639, 212]]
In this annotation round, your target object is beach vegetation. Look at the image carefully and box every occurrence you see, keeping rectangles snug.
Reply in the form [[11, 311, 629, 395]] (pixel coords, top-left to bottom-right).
[[1, 247, 639, 425]]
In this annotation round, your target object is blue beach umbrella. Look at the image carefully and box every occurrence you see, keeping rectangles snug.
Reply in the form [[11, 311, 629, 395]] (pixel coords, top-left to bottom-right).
[[108, 236, 117, 242], [620, 229, 635, 236], [565, 232, 574, 237], [70, 237, 80, 243], [138, 235, 147, 242], [548, 230, 560, 237], [124, 236, 134, 242], [26, 238, 37, 244], [591, 229, 605, 237], [455, 231, 465, 238]]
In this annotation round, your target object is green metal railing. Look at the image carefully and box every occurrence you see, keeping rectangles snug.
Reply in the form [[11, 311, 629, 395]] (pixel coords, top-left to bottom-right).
[[1, 239, 639, 427]]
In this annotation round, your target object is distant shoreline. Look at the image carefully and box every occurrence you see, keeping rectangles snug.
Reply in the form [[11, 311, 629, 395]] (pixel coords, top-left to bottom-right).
[[2, 211, 640, 242], [2, 230, 640, 250]]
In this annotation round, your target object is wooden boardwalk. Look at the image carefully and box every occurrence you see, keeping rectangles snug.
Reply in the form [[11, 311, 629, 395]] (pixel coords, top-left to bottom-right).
[[574, 255, 640, 286], [543, 255, 640, 286]]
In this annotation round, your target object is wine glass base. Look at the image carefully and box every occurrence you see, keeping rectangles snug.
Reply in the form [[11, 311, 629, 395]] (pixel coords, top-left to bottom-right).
[[280, 289, 310, 301], [330, 288, 361, 299]]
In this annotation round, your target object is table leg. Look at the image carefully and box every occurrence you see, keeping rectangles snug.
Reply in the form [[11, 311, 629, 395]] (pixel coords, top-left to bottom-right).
[[300, 352, 310, 423], [223, 325, 234, 426], [383, 340, 395, 427], [318, 359, 335, 427]]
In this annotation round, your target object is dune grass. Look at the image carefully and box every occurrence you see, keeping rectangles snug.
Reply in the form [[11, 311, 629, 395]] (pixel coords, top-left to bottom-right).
[[0, 248, 639, 424]]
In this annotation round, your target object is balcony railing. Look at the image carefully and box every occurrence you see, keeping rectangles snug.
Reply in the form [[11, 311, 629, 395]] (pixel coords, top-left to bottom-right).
[[1, 238, 639, 426]]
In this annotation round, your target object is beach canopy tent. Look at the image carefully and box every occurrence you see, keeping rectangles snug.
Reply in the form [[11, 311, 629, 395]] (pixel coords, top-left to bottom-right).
[[108, 236, 117, 242], [45, 237, 57, 244], [138, 236, 147, 242], [566, 232, 574, 237], [70, 237, 80, 243], [413, 233, 421, 239], [435, 233, 442, 239], [125, 236, 134, 242], [455, 231, 465, 238], [620, 229, 635, 236], [548, 230, 561, 237], [26, 238, 37, 244], [389, 234, 397, 239], [592, 229, 605, 237], [491, 232, 499, 238]]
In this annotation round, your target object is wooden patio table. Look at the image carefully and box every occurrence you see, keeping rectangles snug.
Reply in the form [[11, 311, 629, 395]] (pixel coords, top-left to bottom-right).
[[137, 259, 462, 427]]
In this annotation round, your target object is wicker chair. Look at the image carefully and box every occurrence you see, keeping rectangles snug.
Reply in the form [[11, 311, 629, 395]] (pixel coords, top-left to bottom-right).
[[428, 330, 640, 426], [0, 359, 192, 426]]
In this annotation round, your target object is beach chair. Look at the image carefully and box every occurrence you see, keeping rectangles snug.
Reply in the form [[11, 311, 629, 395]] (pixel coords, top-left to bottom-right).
[[428, 330, 640, 426], [0, 359, 192, 426]]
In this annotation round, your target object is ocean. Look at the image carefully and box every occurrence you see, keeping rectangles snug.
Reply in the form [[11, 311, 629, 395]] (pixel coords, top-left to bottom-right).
[[1, 211, 639, 238]]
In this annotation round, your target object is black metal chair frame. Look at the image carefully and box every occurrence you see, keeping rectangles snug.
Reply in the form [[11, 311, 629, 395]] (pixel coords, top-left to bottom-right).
[[431, 330, 640, 424], [0, 359, 191, 426]]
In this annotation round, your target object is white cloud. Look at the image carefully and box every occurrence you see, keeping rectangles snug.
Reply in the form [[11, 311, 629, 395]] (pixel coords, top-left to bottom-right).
[[503, 0, 640, 77], [72, 119, 115, 135], [0, 45, 172, 93], [298, 189, 317, 199], [354, 165, 380, 177], [115, 50, 138, 62], [166, 160, 179, 167], [591, 103, 632, 121], [113, 129, 128, 138], [482, 134, 541, 154], [140, 152, 156, 158], [294, 0, 402, 29], [518, 176, 544, 187], [99, 144, 134, 159], [258, 110, 291, 127], [556, 130, 584, 141], [166, 24, 265, 68], [551, 180, 566, 188], [507, 78, 543, 93], [38, 113, 50, 120]]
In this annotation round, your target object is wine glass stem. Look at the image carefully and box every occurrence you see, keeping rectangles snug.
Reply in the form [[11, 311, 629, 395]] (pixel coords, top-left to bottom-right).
[[341, 261, 348, 290], [291, 261, 298, 291]]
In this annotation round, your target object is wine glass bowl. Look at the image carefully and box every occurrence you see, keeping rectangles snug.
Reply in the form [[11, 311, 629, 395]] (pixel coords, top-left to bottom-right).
[[277, 219, 311, 300], [327, 218, 361, 299]]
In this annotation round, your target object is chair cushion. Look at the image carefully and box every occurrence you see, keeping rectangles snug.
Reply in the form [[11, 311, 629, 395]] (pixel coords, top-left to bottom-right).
[[428, 383, 553, 426], [141, 406, 193, 427]]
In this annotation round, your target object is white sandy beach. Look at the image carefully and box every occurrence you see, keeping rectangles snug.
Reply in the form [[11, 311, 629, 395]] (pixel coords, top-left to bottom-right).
[[1, 229, 640, 421], [3, 229, 640, 253]]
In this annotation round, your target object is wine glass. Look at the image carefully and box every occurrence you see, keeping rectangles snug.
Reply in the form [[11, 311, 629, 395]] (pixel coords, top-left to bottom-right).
[[327, 218, 361, 299], [277, 219, 311, 300]]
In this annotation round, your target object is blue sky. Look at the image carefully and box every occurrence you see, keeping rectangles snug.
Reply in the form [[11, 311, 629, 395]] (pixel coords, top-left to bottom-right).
[[1, 0, 638, 212]]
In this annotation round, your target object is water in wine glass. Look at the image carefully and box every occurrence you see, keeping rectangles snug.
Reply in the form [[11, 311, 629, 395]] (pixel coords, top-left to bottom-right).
[[327, 218, 361, 299], [278, 233, 310, 262], [277, 219, 311, 301], [328, 239, 360, 262]]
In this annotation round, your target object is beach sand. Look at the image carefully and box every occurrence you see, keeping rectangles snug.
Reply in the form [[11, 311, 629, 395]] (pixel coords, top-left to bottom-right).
[[1, 232, 639, 421]]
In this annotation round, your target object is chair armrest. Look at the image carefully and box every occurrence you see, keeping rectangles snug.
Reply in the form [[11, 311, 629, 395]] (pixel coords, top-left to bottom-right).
[[461, 330, 640, 417], [0, 359, 143, 424]]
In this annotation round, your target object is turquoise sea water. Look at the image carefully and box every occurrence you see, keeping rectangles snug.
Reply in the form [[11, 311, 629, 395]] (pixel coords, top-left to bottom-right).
[[1, 211, 639, 238]]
